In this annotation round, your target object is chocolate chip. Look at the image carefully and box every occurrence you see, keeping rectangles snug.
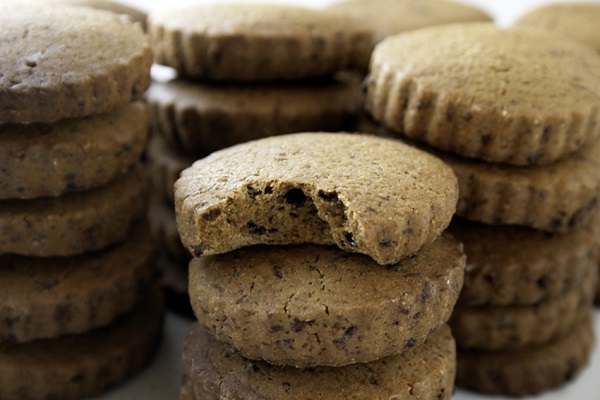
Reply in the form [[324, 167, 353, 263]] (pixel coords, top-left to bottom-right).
[[272, 265, 284, 280], [405, 337, 417, 348], [192, 244, 205, 257], [202, 208, 221, 221], [246, 221, 266, 235]]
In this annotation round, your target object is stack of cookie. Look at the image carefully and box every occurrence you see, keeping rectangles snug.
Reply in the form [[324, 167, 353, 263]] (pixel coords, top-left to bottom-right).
[[174, 132, 466, 399], [363, 22, 600, 396], [0, 4, 163, 399], [512, 2, 600, 305], [145, 3, 369, 314]]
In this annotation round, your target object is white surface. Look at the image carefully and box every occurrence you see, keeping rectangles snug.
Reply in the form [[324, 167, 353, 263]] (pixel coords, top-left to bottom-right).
[[101, 0, 600, 399]]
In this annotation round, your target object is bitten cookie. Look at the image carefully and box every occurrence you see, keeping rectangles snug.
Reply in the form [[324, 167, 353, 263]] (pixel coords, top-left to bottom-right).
[[328, 0, 491, 43], [0, 3, 152, 124], [456, 312, 594, 397], [514, 3, 600, 53], [0, 224, 156, 343], [175, 132, 459, 265], [0, 286, 164, 400], [182, 322, 456, 400], [439, 136, 600, 232], [148, 4, 373, 80], [0, 168, 147, 257], [145, 73, 364, 154], [0, 102, 148, 200], [448, 213, 600, 306], [189, 233, 465, 367], [364, 23, 600, 165]]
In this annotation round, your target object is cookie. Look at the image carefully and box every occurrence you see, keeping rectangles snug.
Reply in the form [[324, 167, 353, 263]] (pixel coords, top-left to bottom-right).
[[364, 23, 600, 165], [145, 73, 364, 154], [439, 135, 600, 232], [148, 4, 373, 81], [327, 0, 491, 43], [0, 224, 156, 343], [175, 132, 459, 265], [456, 311, 594, 397], [514, 3, 600, 53], [0, 3, 152, 124], [145, 134, 197, 205], [0, 102, 148, 200], [450, 266, 596, 351], [448, 214, 600, 306], [182, 322, 456, 400], [0, 286, 163, 400], [47, 0, 148, 29], [0, 167, 147, 257], [149, 196, 189, 262], [189, 232, 465, 367]]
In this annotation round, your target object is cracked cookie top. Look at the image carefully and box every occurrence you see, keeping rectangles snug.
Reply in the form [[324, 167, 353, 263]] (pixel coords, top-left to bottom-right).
[[174, 132, 458, 265]]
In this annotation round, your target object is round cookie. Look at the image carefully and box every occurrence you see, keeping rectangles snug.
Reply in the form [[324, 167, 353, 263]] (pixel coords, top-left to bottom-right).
[[0, 168, 147, 257], [327, 0, 492, 43], [514, 3, 600, 53], [148, 4, 374, 81], [456, 312, 595, 397], [175, 132, 459, 265], [0, 102, 148, 200], [145, 134, 200, 206], [448, 214, 600, 306], [439, 135, 600, 232], [364, 23, 600, 166], [0, 224, 157, 343], [0, 3, 152, 124], [145, 73, 364, 154], [188, 233, 465, 367], [450, 267, 596, 351], [0, 287, 164, 400], [183, 322, 456, 400]]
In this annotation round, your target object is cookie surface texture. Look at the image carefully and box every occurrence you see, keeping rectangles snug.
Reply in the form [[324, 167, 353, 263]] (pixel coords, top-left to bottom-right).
[[188, 233, 465, 367], [183, 322, 456, 400], [0, 3, 152, 124], [0, 224, 156, 343], [0, 102, 148, 200], [175, 132, 459, 265], [328, 0, 491, 43], [0, 168, 147, 257], [148, 4, 373, 80], [365, 23, 600, 165], [145, 74, 364, 154], [514, 3, 600, 53], [0, 287, 164, 400]]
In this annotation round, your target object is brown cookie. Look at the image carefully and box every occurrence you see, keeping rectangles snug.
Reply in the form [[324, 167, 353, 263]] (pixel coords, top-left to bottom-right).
[[448, 214, 600, 306], [0, 3, 152, 124], [456, 311, 595, 397], [328, 0, 491, 43], [145, 73, 364, 154], [182, 323, 456, 400], [148, 4, 373, 80], [450, 266, 596, 351], [188, 233, 465, 367], [175, 132, 459, 265], [46, 0, 148, 29], [0, 102, 148, 200], [0, 167, 147, 257], [364, 23, 600, 165], [0, 286, 164, 400], [0, 224, 157, 343], [514, 3, 600, 53]]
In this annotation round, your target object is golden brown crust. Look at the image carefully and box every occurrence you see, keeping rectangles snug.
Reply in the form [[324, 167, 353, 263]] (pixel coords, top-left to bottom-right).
[[0, 3, 152, 124], [365, 23, 600, 165], [0, 168, 148, 257], [183, 323, 456, 399], [0, 224, 157, 343], [175, 132, 459, 265], [0, 103, 148, 200], [148, 4, 373, 80]]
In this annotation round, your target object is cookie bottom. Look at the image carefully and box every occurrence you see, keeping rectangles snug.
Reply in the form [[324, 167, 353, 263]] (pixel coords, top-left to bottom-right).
[[0, 286, 164, 400], [182, 323, 456, 400], [456, 311, 594, 397]]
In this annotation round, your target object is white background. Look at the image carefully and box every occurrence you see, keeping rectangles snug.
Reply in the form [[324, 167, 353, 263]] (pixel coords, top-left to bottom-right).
[[99, 1, 600, 399]]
